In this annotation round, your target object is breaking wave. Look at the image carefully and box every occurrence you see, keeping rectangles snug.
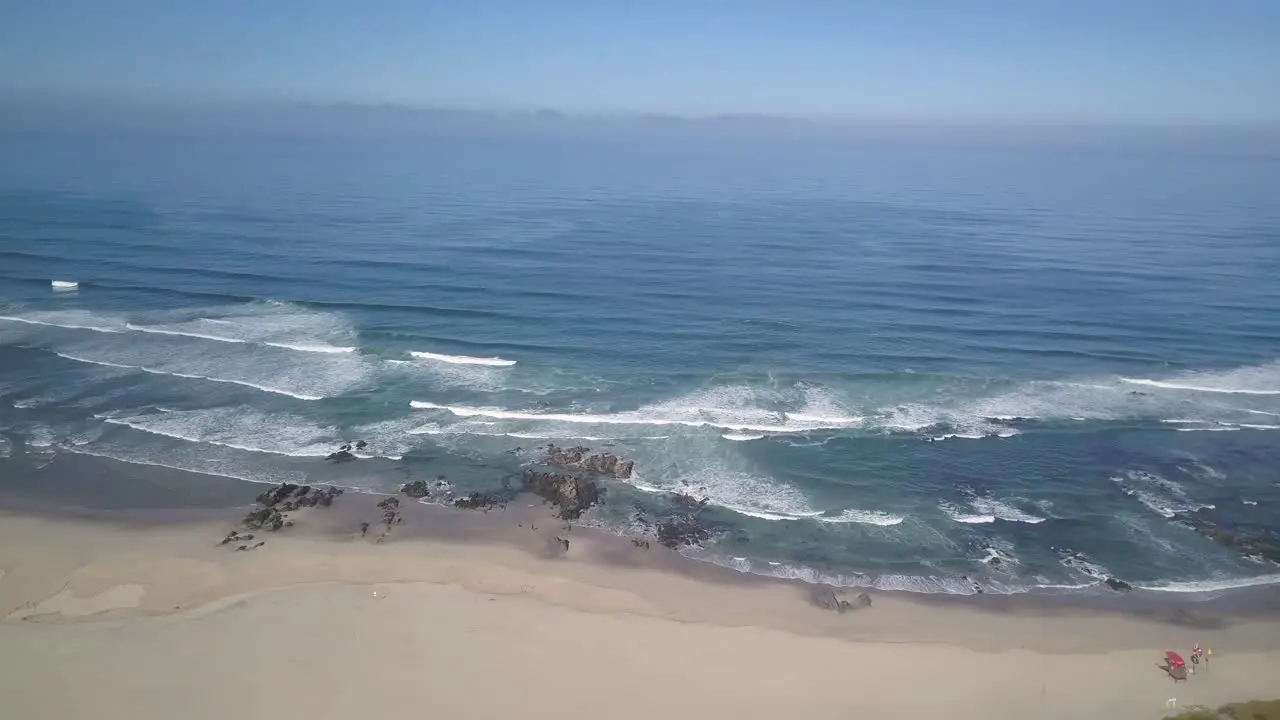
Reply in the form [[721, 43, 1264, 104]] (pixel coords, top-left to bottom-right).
[[408, 350, 516, 367]]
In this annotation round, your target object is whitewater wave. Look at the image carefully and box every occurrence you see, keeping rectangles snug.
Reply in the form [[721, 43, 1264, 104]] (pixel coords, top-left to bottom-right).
[[51, 280, 78, 290], [264, 341, 357, 354], [1120, 362, 1280, 396], [941, 492, 1045, 525], [408, 350, 516, 367], [55, 352, 324, 400], [409, 396, 862, 435], [1112, 470, 1211, 519], [817, 509, 905, 526], [1138, 572, 1280, 593], [0, 314, 120, 333], [1121, 377, 1280, 396], [124, 323, 356, 354], [722, 432, 764, 441]]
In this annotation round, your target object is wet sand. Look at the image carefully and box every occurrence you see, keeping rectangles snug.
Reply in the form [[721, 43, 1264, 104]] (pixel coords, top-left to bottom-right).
[[1, 466, 1279, 720]]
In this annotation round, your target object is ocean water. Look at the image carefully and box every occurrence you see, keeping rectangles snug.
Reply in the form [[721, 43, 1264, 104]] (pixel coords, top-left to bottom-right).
[[2, 131, 1279, 595]]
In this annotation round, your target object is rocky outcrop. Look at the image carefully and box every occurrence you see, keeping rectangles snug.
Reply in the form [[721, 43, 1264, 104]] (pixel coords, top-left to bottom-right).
[[234, 484, 343, 541], [400, 480, 430, 499], [1173, 508, 1280, 565], [522, 468, 600, 520], [1105, 577, 1132, 592], [542, 444, 634, 479], [454, 491, 508, 512], [812, 588, 873, 613], [326, 449, 356, 463], [655, 513, 714, 548]]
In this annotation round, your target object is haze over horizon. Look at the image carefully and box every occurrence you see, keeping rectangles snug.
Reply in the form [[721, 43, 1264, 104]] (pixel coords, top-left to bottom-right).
[[3, 1, 1279, 126]]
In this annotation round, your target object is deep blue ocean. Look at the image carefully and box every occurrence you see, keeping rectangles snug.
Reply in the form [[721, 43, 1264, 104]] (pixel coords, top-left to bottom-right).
[[2, 130, 1278, 595]]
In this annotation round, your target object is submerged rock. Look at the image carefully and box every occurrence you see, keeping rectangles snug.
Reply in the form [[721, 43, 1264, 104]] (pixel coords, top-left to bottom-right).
[[1173, 508, 1280, 565], [326, 449, 356, 463]]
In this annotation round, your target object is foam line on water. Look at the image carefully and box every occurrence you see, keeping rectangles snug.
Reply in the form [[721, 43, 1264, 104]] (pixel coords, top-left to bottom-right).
[[125, 322, 247, 344], [408, 401, 861, 434], [51, 280, 78, 290], [0, 315, 120, 333], [408, 350, 516, 367], [1138, 573, 1280, 593], [1121, 377, 1280, 396], [817, 509, 905, 526], [55, 352, 324, 400]]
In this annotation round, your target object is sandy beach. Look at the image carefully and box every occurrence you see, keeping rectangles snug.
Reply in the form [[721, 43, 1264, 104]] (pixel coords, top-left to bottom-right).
[[1, 486, 1278, 720]]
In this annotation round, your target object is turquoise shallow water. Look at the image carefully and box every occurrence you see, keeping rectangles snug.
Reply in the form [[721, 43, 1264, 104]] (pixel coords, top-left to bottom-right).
[[1, 131, 1278, 594]]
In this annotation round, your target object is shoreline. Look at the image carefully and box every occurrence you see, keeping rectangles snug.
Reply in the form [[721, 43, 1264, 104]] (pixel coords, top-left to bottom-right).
[[1, 453, 1279, 639], [2, 459, 1280, 718], [5, 449, 1280, 611]]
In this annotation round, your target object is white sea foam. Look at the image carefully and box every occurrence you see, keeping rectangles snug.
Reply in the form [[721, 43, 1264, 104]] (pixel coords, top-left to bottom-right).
[[51, 280, 78, 290], [1111, 470, 1207, 518], [264, 341, 357, 354], [0, 313, 121, 333], [941, 494, 1044, 525], [1138, 573, 1280, 593], [408, 350, 516, 367], [967, 496, 1046, 524], [1120, 362, 1280, 396], [100, 408, 339, 457], [817, 509, 905, 526], [55, 352, 325, 400], [624, 465, 823, 522], [409, 385, 864, 434], [125, 322, 247, 344], [722, 432, 764, 441]]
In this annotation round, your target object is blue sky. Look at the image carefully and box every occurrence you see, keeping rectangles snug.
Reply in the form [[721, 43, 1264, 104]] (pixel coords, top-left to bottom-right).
[[2, 0, 1278, 123]]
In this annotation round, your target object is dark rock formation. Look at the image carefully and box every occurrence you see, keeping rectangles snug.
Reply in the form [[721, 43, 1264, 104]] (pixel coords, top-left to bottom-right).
[[230, 484, 342, 544], [453, 491, 507, 512], [401, 480, 430, 499], [670, 492, 710, 510], [656, 513, 714, 548], [1172, 508, 1280, 565], [326, 449, 356, 463], [811, 587, 871, 613], [631, 538, 651, 549], [243, 507, 285, 531], [523, 468, 600, 519], [376, 497, 400, 528], [355, 440, 367, 450], [1105, 577, 1132, 592], [256, 483, 300, 507], [543, 444, 634, 479]]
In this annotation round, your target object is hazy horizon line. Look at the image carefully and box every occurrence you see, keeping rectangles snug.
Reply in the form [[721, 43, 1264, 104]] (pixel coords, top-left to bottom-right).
[[3, 91, 1278, 131]]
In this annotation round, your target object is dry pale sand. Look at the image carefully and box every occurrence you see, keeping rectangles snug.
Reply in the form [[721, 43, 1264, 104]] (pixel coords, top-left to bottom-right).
[[1, 506, 1278, 720]]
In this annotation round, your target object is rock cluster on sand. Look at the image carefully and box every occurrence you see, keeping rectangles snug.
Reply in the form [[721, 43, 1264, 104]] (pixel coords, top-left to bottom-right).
[[811, 587, 873, 613], [542, 444, 634, 479], [400, 480, 430, 499], [522, 468, 600, 520], [220, 483, 344, 550]]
